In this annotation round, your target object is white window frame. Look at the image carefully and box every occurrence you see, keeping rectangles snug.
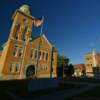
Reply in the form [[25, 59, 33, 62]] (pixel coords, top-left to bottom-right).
[[9, 62, 20, 73]]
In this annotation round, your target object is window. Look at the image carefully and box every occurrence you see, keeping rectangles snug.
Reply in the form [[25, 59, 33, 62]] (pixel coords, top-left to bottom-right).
[[53, 53, 55, 62], [42, 52, 45, 60], [23, 18, 28, 24], [44, 65, 48, 71], [24, 26, 27, 33], [38, 51, 41, 60], [9, 64, 13, 72], [15, 64, 20, 72], [30, 49, 33, 58], [30, 49, 34, 59], [18, 48, 23, 57], [13, 46, 18, 57], [13, 46, 23, 58], [15, 24, 20, 39], [23, 26, 27, 41], [45, 53, 48, 61], [34, 50, 38, 59], [9, 63, 15, 73], [9, 63, 20, 73]]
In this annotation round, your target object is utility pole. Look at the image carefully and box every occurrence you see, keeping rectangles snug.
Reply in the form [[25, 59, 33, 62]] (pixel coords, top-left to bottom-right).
[[50, 46, 54, 78]]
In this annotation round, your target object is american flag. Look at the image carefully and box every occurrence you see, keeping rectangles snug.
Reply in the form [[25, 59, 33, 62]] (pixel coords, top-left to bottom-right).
[[33, 16, 44, 27]]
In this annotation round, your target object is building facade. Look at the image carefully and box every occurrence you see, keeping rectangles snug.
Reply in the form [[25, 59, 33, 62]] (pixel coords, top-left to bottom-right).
[[0, 5, 58, 80], [84, 49, 100, 77], [73, 64, 85, 77]]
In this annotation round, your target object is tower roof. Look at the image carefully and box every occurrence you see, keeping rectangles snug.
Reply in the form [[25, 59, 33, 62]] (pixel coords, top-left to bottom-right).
[[19, 4, 31, 15]]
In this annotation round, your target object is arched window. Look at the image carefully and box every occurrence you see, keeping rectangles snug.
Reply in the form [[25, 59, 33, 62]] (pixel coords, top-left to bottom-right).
[[13, 46, 18, 57], [42, 52, 45, 60], [34, 50, 38, 59], [15, 24, 20, 39], [46, 53, 48, 61], [18, 47, 23, 57], [53, 53, 55, 62], [22, 26, 27, 41]]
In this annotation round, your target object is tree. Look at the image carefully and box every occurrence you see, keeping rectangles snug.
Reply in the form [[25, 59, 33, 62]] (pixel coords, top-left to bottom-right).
[[58, 55, 69, 67], [65, 64, 74, 77], [57, 55, 74, 78], [57, 55, 69, 77]]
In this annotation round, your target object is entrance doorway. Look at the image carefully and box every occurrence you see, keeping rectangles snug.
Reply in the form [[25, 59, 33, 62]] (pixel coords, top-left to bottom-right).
[[26, 65, 35, 79]]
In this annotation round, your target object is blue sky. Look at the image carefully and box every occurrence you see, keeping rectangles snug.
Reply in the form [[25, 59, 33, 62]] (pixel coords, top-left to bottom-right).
[[1, 0, 100, 64]]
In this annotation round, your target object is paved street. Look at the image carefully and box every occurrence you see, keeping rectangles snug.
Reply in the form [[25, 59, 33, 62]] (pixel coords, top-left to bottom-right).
[[6, 81, 100, 100]]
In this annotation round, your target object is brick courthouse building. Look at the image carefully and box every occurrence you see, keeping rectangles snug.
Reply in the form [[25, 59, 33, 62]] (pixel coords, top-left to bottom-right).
[[0, 5, 58, 80]]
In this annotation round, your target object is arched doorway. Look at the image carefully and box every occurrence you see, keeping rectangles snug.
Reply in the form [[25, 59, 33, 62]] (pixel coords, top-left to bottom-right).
[[26, 65, 35, 79]]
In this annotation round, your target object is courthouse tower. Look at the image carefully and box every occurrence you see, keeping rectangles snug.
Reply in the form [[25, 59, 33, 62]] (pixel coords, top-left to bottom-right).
[[0, 5, 34, 79], [9, 5, 33, 41], [0, 5, 58, 80]]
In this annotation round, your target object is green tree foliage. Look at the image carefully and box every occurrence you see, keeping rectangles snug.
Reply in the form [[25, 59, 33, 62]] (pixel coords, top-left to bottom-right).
[[65, 64, 74, 77], [57, 55, 74, 77], [57, 55, 69, 77], [58, 55, 69, 67]]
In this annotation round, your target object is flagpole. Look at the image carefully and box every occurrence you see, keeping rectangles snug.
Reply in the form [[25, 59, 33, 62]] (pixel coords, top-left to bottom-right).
[[40, 16, 44, 35], [36, 16, 44, 78]]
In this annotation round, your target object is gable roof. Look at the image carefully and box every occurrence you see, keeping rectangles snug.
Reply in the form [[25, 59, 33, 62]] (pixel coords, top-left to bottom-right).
[[42, 34, 52, 48], [31, 34, 58, 52], [31, 34, 52, 48], [42, 34, 58, 52], [74, 64, 85, 70]]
